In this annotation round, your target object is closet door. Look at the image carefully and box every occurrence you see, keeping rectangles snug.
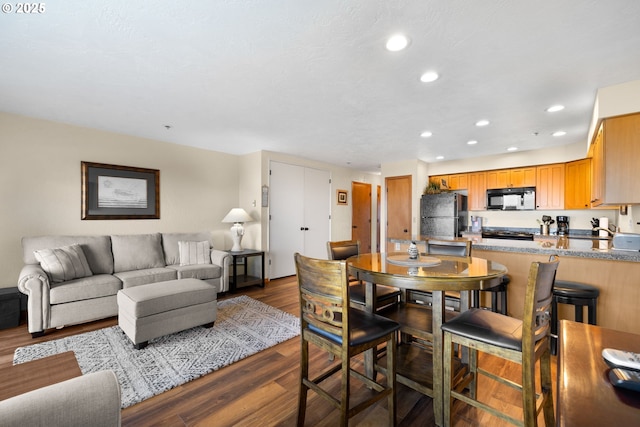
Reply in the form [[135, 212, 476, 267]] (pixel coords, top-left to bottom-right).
[[303, 167, 330, 260], [269, 162, 330, 279]]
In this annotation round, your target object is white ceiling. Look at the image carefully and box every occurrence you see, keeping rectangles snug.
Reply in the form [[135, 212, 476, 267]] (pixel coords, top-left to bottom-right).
[[2, 1, 640, 173]]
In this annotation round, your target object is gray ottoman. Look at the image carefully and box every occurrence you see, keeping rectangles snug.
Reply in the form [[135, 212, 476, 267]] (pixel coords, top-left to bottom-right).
[[117, 278, 217, 349]]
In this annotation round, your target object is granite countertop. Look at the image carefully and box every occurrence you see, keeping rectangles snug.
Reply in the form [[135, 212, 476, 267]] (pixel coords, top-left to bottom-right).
[[389, 234, 640, 263]]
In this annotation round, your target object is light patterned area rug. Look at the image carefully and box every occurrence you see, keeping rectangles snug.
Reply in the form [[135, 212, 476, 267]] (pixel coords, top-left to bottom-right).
[[13, 295, 300, 408]]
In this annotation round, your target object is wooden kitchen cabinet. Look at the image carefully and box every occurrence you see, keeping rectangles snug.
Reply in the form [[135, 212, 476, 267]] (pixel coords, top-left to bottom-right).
[[590, 113, 640, 206], [486, 167, 536, 189], [536, 163, 565, 209], [468, 171, 487, 210], [447, 173, 468, 190], [429, 173, 468, 190], [565, 158, 591, 209]]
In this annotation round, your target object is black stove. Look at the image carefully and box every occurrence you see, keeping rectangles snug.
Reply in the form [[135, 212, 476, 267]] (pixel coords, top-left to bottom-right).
[[481, 230, 534, 241]]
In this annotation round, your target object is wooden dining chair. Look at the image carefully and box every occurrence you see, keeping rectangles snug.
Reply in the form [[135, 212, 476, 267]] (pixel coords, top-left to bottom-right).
[[411, 239, 509, 315], [406, 238, 473, 312], [379, 239, 470, 396], [327, 240, 402, 311], [441, 255, 559, 427], [295, 253, 400, 427]]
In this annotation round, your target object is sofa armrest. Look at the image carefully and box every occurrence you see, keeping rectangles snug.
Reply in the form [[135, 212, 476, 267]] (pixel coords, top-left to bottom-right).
[[18, 264, 51, 334], [0, 370, 121, 427], [210, 249, 230, 292]]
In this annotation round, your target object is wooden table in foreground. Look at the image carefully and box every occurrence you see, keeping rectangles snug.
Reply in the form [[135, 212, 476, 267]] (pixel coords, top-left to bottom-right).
[[557, 320, 640, 426], [0, 351, 81, 401]]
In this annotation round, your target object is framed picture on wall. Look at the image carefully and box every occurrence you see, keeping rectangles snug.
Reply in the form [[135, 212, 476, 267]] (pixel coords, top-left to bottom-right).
[[81, 161, 160, 220], [337, 189, 348, 205]]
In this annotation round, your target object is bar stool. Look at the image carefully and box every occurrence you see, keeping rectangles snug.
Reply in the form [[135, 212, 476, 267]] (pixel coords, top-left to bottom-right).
[[471, 275, 510, 315], [550, 280, 600, 355]]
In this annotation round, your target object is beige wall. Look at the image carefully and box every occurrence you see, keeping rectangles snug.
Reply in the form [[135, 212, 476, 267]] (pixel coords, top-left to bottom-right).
[[0, 112, 240, 288]]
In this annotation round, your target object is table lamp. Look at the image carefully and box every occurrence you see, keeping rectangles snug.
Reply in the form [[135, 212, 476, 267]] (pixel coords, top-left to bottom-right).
[[222, 208, 253, 252]]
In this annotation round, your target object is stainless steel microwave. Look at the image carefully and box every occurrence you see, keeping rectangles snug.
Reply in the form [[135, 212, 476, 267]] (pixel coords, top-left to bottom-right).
[[486, 187, 536, 210]]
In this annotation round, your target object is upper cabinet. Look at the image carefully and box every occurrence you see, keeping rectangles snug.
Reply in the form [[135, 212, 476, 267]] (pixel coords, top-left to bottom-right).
[[468, 172, 487, 210], [590, 113, 640, 206], [536, 163, 565, 209], [565, 158, 591, 209], [486, 167, 536, 189], [430, 173, 468, 190], [447, 173, 468, 190]]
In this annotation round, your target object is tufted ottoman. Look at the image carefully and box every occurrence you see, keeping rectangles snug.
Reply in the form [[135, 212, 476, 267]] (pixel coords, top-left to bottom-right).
[[117, 278, 217, 349]]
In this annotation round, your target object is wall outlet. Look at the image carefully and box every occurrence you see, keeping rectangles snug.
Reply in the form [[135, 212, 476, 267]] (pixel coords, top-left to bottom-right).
[[395, 243, 400, 250]]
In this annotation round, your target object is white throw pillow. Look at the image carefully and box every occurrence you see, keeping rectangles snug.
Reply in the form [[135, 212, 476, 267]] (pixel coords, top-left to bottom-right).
[[34, 244, 93, 283], [178, 241, 212, 266]]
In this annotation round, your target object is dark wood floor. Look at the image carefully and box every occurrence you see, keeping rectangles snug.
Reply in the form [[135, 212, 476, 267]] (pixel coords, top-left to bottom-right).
[[0, 277, 557, 426]]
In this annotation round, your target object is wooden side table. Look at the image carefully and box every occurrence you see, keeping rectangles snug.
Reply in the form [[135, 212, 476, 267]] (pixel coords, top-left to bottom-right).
[[226, 249, 265, 292]]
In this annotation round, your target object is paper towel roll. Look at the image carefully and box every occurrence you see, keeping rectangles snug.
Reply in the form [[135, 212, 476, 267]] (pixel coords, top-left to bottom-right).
[[599, 217, 609, 237]]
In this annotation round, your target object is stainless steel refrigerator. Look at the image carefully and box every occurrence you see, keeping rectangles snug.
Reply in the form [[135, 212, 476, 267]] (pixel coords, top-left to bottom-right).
[[420, 193, 468, 238]]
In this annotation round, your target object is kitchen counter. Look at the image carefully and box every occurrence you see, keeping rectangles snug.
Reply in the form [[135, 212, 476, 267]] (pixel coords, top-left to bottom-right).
[[388, 234, 640, 263], [388, 234, 640, 335], [464, 235, 640, 263]]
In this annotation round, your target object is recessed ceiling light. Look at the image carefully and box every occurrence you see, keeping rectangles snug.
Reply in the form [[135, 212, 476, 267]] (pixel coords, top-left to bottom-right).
[[507, 147, 518, 152], [420, 131, 433, 138], [386, 34, 409, 51], [475, 120, 490, 127], [552, 131, 567, 137], [467, 140, 478, 145], [436, 155, 444, 160], [546, 105, 565, 113], [420, 71, 439, 83]]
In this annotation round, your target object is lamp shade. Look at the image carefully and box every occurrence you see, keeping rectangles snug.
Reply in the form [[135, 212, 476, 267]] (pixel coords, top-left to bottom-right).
[[222, 208, 253, 224]]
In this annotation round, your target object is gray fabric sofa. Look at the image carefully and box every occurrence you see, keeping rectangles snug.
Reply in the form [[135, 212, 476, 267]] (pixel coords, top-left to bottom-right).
[[0, 370, 121, 427], [18, 232, 230, 337]]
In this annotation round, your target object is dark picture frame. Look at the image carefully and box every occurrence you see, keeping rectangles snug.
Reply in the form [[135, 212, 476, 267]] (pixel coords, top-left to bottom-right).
[[337, 189, 348, 205], [81, 161, 160, 220]]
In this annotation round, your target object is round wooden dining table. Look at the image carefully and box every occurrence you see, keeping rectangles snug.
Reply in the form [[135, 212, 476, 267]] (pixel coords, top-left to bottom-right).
[[348, 252, 508, 427]]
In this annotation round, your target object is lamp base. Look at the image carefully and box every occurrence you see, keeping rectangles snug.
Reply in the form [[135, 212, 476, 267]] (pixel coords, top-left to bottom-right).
[[229, 223, 245, 252]]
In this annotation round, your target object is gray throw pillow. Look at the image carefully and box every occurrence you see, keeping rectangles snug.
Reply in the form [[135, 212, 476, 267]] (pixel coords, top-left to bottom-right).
[[178, 241, 211, 266], [34, 244, 93, 283]]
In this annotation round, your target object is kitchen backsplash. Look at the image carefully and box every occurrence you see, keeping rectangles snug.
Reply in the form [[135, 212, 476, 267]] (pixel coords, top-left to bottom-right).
[[467, 209, 629, 234]]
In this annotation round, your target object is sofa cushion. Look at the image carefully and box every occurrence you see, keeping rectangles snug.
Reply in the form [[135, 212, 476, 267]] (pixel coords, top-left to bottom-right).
[[178, 240, 211, 266], [168, 264, 222, 281], [34, 244, 93, 283], [162, 232, 214, 266], [114, 268, 177, 289], [22, 235, 114, 274], [49, 274, 122, 304], [111, 233, 165, 273]]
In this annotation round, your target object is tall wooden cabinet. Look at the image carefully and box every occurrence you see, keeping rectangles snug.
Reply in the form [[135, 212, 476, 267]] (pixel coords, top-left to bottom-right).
[[565, 158, 591, 209], [590, 113, 640, 206], [536, 163, 565, 209], [468, 172, 487, 210]]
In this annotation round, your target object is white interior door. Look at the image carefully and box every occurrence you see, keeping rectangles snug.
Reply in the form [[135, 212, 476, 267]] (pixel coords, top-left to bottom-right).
[[269, 161, 330, 278], [303, 167, 331, 260]]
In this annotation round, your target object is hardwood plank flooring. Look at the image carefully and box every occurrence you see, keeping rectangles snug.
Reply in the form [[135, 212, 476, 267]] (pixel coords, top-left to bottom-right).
[[0, 277, 557, 426]]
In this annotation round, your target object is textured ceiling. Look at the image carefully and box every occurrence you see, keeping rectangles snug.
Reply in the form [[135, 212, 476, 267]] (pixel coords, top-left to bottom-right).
[[2, 1, 640, 173]]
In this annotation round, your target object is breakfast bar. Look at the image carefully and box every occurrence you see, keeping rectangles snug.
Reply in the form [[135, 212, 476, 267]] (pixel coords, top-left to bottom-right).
[[389, 235, 640, 334]]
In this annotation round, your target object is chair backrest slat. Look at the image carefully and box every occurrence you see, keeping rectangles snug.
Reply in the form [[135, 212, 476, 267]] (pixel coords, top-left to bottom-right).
[[295, 252, 350, 341], [327, 240, 360, 260], [426, 238, 472, 257], [523, 255, 559, 348]]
